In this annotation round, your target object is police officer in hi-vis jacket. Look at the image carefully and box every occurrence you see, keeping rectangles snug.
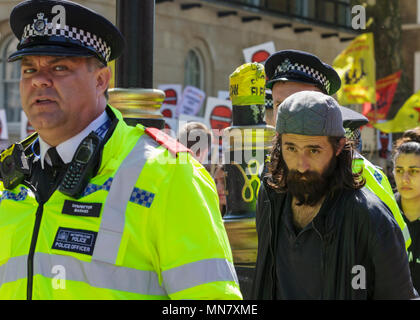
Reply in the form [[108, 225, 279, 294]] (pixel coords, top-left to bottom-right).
[[0, 0, 242, 300]]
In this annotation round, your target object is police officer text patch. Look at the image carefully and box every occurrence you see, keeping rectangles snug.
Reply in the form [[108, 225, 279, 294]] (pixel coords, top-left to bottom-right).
[[62, 200, 102, 217], [52, 227, 97, 255]]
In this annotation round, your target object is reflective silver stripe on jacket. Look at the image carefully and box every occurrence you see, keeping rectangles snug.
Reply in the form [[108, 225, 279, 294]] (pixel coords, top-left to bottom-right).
[[0, 253, 166, 296], [162, 258, 239, 294], [0, 255, 28, 285], [92, 134, 159, 265], [402, 225, 411, 245], [0, 255, 237, 296], [34, 252, 166, 296]]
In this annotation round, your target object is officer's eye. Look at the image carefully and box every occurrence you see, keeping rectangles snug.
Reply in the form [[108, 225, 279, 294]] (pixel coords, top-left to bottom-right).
[[22, 68, 36, 74], [310, 149, 320, 155], [53, 65, 68, 71]]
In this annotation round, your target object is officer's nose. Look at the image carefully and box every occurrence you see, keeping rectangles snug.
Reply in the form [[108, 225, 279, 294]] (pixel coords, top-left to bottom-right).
[[32, 71, 53, 88]]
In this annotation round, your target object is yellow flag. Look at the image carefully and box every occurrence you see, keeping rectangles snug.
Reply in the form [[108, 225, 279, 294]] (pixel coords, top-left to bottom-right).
[[333, 33, 376, 105], [373, 90, 420, 133]]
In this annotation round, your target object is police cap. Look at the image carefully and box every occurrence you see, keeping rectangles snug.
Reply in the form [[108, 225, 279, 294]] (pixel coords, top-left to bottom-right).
[[341, 105, 368, 130], [265, 49, 341, 95], [8, 0, 125, 65]]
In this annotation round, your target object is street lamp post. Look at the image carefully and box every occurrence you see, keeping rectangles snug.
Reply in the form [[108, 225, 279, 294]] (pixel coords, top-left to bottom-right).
[[109, 0, 165, 129], [116, 0, 154, 88]]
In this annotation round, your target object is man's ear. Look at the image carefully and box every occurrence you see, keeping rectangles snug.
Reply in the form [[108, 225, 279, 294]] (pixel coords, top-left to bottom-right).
[[335, 137, 346, 156], [96, 66, 111, 96]]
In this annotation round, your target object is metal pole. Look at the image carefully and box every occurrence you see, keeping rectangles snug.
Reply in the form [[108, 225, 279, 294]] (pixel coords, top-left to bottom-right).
[[116, 0, 154, 88], [111, 0, 165, 129]]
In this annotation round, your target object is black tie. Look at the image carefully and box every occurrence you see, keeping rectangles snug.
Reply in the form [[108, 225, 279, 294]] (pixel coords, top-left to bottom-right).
[[47, 147, 64, 169], [39, 147, 66, 200]]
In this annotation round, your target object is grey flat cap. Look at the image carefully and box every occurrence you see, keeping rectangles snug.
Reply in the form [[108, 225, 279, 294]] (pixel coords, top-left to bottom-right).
[[276, 91, 346, 137]]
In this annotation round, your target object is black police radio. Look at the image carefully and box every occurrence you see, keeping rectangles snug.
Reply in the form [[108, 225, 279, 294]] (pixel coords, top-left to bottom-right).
[[58, 114, 117, 198], [59, 131, 103, 199]]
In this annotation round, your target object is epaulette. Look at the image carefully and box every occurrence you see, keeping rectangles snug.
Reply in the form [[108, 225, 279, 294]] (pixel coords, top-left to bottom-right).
[[144, 127, 192, 157]]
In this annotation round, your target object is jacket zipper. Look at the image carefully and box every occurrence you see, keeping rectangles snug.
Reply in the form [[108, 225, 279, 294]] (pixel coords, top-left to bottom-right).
[[24, 176, 48, 300], [27, 202, 44, 300]]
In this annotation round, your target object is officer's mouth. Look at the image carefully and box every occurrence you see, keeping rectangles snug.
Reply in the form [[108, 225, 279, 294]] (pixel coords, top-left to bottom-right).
[[31, 97, 57, 107]]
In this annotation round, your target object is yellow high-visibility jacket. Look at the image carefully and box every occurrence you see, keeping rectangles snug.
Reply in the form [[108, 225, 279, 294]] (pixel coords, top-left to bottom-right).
[[0, 106, 242, 300], [353, 154, 411, 250]]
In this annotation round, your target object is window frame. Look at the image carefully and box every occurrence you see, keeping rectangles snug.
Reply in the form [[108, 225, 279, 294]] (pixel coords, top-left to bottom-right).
[[0, 35, 21, 124], [184, 48, 205, 91]]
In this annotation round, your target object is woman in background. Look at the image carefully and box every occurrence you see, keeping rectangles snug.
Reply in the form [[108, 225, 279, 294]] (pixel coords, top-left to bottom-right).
[[393, 127, 420, 292]]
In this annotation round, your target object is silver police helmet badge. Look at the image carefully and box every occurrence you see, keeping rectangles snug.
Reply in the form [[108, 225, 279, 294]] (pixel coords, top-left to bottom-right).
[[32, 12, 48, 36], [279, 59, 293, 72], [274, 59, 293, 77]]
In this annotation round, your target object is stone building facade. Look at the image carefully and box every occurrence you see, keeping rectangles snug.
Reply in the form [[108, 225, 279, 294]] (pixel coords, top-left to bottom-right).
[[0, 0, 360, 144], [401, 0, 420, 94]]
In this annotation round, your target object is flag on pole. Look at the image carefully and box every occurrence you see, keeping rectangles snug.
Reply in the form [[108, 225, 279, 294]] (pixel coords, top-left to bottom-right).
[[333, 33, 376, 105], [373, 90, 420, 133], [362, 70, 401, 126]]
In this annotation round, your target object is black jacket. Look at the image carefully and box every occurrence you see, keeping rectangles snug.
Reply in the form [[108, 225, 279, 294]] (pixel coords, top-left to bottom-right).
[[395, 192, 420, 293], [251, 177, 417, 300]]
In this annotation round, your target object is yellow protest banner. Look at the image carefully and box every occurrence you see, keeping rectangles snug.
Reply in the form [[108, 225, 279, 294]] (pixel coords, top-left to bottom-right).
[[373, 90, 420, 133], [333, 33, 376, 105], [229, 62, 265, 106]]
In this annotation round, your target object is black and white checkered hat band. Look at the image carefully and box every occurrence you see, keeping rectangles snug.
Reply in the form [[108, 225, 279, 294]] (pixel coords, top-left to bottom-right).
[[274, 62, 331, 93], [345, 127, 361, 140], [21, 23, 111, 62]]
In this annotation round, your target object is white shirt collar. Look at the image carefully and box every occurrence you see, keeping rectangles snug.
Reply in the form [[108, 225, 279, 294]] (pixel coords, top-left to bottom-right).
[[39, 111, 109, 169]]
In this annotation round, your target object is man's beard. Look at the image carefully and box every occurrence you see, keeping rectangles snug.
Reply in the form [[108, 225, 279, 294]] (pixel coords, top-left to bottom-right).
[[286, 156, 337, 207]]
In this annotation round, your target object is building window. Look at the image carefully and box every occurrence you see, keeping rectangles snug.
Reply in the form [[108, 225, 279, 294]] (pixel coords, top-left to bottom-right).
[[415, 52, 420, 92], [266, 0, 351, 28], [291, 0, 311, 17], [243, 0, 261, 6], [184, 49, 204, 90], [0, 36, 21, 123], [337, 0, 351, 27], [418, 0, 420, 24]]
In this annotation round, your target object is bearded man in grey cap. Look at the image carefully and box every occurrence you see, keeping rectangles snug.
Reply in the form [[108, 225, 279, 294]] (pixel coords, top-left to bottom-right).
[[252, 90, 416, 300], [262, 49, 411, 251]]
